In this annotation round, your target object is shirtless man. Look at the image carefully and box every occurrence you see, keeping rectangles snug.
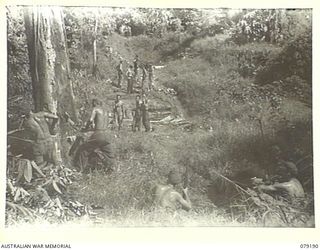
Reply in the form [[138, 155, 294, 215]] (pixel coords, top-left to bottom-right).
[[153, 170, 192, 211], [258, 161, 305, 199], [74, 99, 114, 173], [24, 109, 59, 166], [113, 95, 125, 131]]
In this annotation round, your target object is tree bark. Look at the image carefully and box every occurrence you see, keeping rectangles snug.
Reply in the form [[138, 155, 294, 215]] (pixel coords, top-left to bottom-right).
[[24, 6, 77, 163]]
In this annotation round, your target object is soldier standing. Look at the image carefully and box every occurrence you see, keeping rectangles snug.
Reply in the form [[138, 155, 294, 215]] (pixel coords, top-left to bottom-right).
[[133, 55, 139, 80], [113, 94, 125, 131], [116, 59, 123, 88], [141, 93, 151, 132], [132, 95, 142, 132], [140, 63, 147, 90], [126, 65, 134, 94]]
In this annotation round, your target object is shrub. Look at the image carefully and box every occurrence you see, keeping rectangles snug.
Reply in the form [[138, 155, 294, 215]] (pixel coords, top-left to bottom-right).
[[255, 28, 312, 86]]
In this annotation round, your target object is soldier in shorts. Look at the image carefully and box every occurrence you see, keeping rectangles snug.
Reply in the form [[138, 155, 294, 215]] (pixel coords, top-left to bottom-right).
[[113, 94, 125, 131]]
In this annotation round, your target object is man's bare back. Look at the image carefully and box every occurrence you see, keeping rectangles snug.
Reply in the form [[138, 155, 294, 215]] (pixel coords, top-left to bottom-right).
[[23, 110, 59, 165], [154, 184, 191, 211], [24, 111, 58, 140], [90, 106, 106, 130]]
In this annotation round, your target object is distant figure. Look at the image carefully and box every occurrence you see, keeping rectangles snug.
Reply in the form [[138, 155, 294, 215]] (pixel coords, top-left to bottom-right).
[[147, 63, 154, 91], [105, 46, 113, 57], [122, 25, 132, 37], [153, 170, 192, 211], [132, 95, 142, 132], [116, 59, 123, 88], [113, 94, 125, 131], [258, 158, 305, 199], [141, 93, 151, 132], [73, 99, 114, 173], [140, 63, 147, 90], [24, 109, 59, 167], [133, 55, 139, 80], [126, 65, 134, 94]]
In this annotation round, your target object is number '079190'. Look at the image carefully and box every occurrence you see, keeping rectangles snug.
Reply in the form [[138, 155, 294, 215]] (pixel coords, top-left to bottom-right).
[[300, 244, 318, 248]]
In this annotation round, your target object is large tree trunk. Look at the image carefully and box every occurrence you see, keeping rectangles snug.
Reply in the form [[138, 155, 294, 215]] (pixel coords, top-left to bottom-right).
[[24, 6, 77, 163]]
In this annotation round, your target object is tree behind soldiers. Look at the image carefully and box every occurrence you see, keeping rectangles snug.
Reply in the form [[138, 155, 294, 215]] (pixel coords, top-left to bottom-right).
[[126, 65, 134, 94], [23, 108, 59, 167], [113, 94, 125, 131], [132, 95, 142, 132], [141, 93, 151, 132], [116, 59, 123, 88]]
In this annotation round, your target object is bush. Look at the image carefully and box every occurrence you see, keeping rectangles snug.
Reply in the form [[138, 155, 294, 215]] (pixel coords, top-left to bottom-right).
[[255, 28, 312, 87]]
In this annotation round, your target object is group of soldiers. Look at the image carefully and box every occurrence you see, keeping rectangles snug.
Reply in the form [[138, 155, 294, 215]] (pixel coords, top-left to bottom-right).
[[21, 103, 306, 213], [20, 86, 305, 213], [21, 98, 306, 212], [112, 93, 151, 132], [116, 55, 155, 94], [20, 99, 191, 211]]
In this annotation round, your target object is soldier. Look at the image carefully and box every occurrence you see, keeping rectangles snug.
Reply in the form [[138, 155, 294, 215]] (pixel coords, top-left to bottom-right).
[[105, 46, 113, 58], [116, 59, 123, 88], [23, 109, 59, 167], [133, 55, 139, 80], [126, 65, 134, 94], [147, 63, 154, 91], [141, 93, 150, 132], [140, 63, 147, 90], [258, 160, 305, 199], [132, 95, 142, 132], [113, 94, 125, 131], [153, 170, 192, 211], [74, 99, 114, 173]]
